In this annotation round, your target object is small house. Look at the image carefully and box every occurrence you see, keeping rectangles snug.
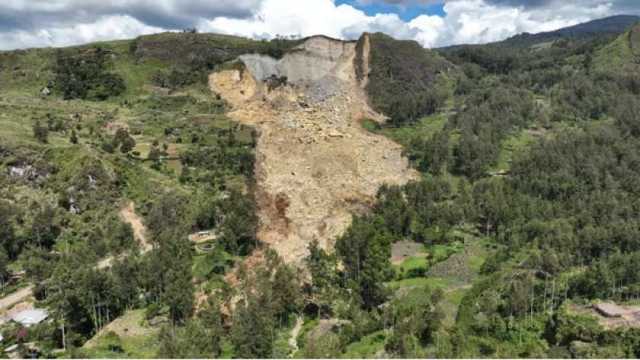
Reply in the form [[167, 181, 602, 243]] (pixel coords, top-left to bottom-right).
[[11, 309, 48, 327]]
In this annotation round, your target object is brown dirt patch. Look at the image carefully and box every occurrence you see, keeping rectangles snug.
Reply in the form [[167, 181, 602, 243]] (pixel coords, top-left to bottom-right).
[[210, 35, 417, 264], [391, 240, 427, 265], [571, 302, 640, 330], [119, 201, 151, 253]]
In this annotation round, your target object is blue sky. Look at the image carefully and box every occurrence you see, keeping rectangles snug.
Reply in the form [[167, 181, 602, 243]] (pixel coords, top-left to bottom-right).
[[335, 0, 446, 20]]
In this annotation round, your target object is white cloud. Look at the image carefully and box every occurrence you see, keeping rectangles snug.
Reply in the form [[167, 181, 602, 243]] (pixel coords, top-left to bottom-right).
[[201, 0, 619, 48], [0, 15, 163, 50], [421, 0, 613, 46], [0, 0, 631, 50], [202, 0, 369, 39], [0, 0, 261, 30]]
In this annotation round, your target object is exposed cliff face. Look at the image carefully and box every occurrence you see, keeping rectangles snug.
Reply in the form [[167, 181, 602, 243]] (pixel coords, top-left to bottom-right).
[[210, 34, 417, 264]]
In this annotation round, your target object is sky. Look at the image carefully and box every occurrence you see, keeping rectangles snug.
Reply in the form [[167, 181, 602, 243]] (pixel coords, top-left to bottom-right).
[[0, 0, 638, 51]]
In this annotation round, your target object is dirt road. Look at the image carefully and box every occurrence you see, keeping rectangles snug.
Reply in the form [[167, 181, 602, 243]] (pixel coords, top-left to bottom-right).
[[119, 201, 151, 253], [0, 285, 33, 314]]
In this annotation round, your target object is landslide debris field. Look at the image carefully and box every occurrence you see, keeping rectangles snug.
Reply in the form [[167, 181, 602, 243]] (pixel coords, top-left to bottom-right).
[[210, 35, 417, 263]]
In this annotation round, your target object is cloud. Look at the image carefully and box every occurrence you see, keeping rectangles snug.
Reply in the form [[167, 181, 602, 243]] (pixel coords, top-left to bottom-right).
[[355, 0, 442, 4], [204, 0, 618, 48], [202, 0, 370, 39], [407, 0, 613, 47], [0, 15, 163, 50], [0, 0, 635, 50], [0, 0, 261, 30]]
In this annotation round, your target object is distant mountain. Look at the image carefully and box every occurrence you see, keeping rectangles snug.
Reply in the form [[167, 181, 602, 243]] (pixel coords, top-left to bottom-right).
[[501, 15, 640, 47]]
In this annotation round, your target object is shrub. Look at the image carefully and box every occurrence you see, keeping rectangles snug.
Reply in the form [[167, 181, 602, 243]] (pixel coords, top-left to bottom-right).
[[53, 47, 125, 100]]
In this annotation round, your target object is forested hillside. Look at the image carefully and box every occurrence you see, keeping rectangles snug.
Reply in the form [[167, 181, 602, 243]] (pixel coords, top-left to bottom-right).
[[1, 17, 640, 359], [333, 21, 640, 358]]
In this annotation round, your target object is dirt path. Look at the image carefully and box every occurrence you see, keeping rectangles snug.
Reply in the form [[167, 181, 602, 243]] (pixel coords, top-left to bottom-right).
[[119, 201, 151, 253], [210, 35, 417, 264], [288, 316, 304, 356], [0, 286, 33, 314], [97, 202, 151, 269]]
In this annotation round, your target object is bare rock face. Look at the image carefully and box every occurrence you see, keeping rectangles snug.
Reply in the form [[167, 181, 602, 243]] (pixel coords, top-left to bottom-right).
[[210, 34, 418, 264]]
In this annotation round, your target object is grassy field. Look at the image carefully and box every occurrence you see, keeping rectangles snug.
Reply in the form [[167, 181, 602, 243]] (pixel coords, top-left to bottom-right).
[[342, 330, 387, 358], [364, 113, 449, 149], [82, 310, 161, 358]]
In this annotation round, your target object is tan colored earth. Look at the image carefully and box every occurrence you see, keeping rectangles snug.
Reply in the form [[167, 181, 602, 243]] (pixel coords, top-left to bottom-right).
[[210, 34, 418, 264]]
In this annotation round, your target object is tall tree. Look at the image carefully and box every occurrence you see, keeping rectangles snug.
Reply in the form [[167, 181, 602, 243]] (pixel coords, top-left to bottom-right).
[[336, 216, 394, 308]]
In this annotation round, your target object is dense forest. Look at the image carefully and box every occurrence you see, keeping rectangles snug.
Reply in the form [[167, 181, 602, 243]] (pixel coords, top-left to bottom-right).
[[1, 17, 640, 359]]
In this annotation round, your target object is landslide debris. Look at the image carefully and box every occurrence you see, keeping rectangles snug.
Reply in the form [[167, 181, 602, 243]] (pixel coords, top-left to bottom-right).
[[210, 34, 418, 264]]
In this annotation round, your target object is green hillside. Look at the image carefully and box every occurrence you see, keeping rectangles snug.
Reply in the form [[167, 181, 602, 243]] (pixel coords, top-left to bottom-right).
[[2, 22, 640, 359], [0, 32, 293, 357], [593, 23, 640, 73]]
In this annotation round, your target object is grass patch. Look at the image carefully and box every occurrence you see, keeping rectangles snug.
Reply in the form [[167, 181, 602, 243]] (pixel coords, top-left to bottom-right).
[[395, 255, 428, 274], [491, 129, 536, 172], [82, 309, 160, 358], [387, 276, 453, 290], [293, 318, 319, 357], [342, 330, 386, 358], [377, 113, 448, 148]]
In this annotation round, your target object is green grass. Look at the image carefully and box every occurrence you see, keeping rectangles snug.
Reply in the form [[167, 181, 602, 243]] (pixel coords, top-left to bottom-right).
[[431, 242, 464, 262], [394, 255, 428, 273], [491, 129, 537, 172], [342, 330, 387, 358], [272, 322, 295, 358], [378, 113, 448, 148], [387, 276, 453, 290], [593, 28, 638, 74], [82, 310, 160, 359]]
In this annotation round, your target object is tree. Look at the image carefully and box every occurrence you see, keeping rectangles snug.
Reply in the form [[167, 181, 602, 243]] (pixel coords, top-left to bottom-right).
[[614, 94, 640, 137], [472, 178, 514, 237], [306, 240, 340, 316], [32, 119, 49, 143], [70, 129, 78, 144], [384, 286, 444, 357], [421, 130, 450, 175], [144, 192, 194, 323], [109, 257, 140, 310], [29, 205, 61, 249], [218, 190, 258, 256], [231, 250, 301, 358], [335, 216, 394, 309], [0, 201, 19, 259], [113, 128, 136, 154], [158, 318, 221, 358], [53, 47, 125, 100], [231, 294, 276, 358], [0, 249, 9, 290], [163, 237, 194, 323]]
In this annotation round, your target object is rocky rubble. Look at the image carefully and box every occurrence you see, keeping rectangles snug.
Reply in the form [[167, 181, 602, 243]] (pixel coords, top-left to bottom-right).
[[210, 34, 417, 264]]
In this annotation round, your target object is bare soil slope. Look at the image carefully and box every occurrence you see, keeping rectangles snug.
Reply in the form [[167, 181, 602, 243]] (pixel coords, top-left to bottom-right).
[[210, 35, 417, 264]]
